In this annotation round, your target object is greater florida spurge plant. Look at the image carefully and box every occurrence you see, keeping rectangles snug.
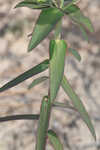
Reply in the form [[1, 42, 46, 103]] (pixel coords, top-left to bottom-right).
[[0, 0, 96, 149]]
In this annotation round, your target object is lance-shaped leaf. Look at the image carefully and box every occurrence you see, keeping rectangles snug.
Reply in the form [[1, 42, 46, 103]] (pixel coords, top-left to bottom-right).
[[48, 129, 63, 150], [28, 76, 48, 89], [0, 114, 39, 122], [63, 4, 94, 33], [0, 59, 49, 92], [61, 75, 96, 140], [15, 1, 50, 9], [53, 101, 76, 110], [28, 8, 64, 51], [79, 24, 89, 41], [49, 40, 67, 102], [36, 96, 52, 150], [68, 48, 81, 62], [64, 0, 79, 7]]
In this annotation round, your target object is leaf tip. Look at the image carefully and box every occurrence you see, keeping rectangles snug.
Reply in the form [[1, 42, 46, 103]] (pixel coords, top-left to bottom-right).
[[28, 43, 33, 52], [91, 126, 96, 141], [14, 4, 18, 9]]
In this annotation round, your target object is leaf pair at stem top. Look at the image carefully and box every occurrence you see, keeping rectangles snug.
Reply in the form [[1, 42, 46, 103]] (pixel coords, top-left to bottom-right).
[[15, 0, 94, 51]]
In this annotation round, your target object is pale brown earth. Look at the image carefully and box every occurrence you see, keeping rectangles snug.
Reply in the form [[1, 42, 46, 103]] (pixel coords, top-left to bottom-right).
[[0, 0, 100, 150]]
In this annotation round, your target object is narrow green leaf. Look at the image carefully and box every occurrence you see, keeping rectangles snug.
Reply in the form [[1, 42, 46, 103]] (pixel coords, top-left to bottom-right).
[[48, 129, 63, 150], [68, 48, 81, 61], [61, 75, 96, 140], [79, 24, 89, 41], [64, 0, 79, 7], [0, 59, 49, 92], [0, 114, 39, 122], [63, 3, 79, 13], [63, 4, 94, 33], [15, 1, 50, 9], [53, 101, 76, 110], [36, 96, 52, 150], [28, 76, 48, 89], [28, 8, 64, 51], [49, 40, 67, 102]]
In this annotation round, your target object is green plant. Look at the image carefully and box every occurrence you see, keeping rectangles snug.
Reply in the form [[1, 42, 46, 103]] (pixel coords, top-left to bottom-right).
[[0, 0, 96, 149]]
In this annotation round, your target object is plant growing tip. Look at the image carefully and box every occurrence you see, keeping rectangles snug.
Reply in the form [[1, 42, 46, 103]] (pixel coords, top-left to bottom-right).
[[28, 8, 64, 51]]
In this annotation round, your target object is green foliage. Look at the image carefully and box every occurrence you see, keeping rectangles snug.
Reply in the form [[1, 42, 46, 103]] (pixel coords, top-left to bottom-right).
[[36, 96, 52, 150], [15, 1, 50, 9], [49, 40, 67, 102], [61, 75, 96, 140], [79, 24, 89, 41], [68, 48, 81, 61], [0, 0, 96, 150], [0, 59, 49, 92], [64, 4, 94, 33], [28, 8, 64, 51], [28, 76, 48, 89], [63, 4, 94, 40], [48, 130, 63, 150]]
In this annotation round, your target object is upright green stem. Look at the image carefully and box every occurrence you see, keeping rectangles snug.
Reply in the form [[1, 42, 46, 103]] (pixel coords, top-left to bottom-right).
[[36, 1, 63, 149], [54, 19, 62, 40], [35, 96, 52, 150], [54, 0, 64, 39]]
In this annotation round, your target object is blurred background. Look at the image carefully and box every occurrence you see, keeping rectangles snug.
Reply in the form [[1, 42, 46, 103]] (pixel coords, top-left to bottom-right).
[[0, 0, 100, 149]]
